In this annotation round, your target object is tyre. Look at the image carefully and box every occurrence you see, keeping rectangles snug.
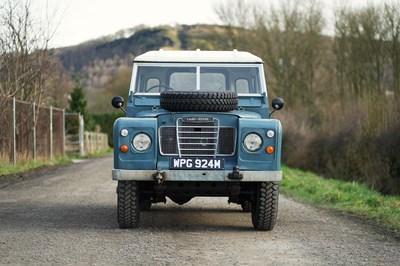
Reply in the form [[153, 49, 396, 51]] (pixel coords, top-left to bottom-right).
[[160, 91, 238, 112], [241, 201, 252, 212], [117, 181, 139, 229], [251, 182, 279, 231]]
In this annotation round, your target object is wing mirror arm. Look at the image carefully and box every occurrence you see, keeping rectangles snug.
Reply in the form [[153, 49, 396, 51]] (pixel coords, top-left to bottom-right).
[[269, 97, 284, 118], [111, 96, 127, 116]]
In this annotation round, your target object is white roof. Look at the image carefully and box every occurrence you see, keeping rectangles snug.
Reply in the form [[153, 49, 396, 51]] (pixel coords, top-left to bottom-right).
[[134, 49, 263, 63]]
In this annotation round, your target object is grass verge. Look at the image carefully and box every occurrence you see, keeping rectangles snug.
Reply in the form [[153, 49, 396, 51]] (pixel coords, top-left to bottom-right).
[[281, 165, 400, 233], [0, 149, 112, 177], [0, 156, 72, 177], [77, 148, 113, 159]]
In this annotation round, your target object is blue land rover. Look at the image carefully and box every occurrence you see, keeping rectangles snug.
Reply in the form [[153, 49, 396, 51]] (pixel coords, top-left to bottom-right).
[[111, 50, 284, 231]]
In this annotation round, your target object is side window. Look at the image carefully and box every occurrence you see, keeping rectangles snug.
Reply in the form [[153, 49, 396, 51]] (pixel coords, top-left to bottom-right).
[[146, 78, 160, 91], [236, 79, 249, 93]]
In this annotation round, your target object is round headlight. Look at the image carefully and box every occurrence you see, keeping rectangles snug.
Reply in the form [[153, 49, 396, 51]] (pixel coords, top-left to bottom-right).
[[243, 133, 263, 152], [132, 133, 152, 151]]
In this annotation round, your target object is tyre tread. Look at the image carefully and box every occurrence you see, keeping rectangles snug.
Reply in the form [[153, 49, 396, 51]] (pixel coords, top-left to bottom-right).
[[117, 181, 139, 229], [251, 182, 279, 231], [160, 91, 238, 112]]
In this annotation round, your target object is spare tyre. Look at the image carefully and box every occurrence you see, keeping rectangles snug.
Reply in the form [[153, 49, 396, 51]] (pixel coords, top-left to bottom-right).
[[160, 91, 238, 112]]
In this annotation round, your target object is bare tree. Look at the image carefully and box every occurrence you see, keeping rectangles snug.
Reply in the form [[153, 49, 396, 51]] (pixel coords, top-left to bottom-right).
[[213, 0, 256, 51], [0, 0, 63, 104], [0, 0, 69, 164], [252, 0, 326, 106], [333, 4, 400, 98], [383, 3, 400, 94]]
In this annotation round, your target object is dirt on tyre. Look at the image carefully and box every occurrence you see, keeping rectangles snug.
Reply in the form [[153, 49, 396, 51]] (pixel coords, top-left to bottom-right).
[[160, 91, 238, 112], [117, 181, 139, 228], [251, 182, 279, 231]]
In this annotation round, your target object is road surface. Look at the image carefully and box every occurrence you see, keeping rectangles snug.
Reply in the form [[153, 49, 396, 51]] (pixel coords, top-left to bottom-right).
[[0, 156, 399, 265]]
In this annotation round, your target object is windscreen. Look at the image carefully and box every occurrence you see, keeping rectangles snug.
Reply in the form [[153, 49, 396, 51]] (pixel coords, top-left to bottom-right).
[[134, 65, 262, 94]]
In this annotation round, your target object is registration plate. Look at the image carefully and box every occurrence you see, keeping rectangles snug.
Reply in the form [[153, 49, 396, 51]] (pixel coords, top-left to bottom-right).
[[169, 158, 225, 170]]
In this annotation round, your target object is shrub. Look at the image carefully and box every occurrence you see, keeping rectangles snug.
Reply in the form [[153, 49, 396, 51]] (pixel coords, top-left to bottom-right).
[[281, 96, 400, 195]]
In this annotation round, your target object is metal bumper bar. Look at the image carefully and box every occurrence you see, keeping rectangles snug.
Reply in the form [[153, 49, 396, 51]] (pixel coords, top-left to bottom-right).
[[112, 169, 282, 182]]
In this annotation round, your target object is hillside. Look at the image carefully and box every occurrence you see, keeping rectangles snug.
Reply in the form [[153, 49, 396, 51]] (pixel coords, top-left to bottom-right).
[[55, 24, 221, 112]]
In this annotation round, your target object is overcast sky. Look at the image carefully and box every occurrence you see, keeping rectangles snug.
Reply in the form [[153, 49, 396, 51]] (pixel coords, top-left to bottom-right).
[[31, 0, 395, 48]]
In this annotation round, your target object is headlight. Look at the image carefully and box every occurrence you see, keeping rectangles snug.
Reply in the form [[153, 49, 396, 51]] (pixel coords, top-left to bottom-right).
[[132, 133, 152, 151], [243, 133, 263, 152]]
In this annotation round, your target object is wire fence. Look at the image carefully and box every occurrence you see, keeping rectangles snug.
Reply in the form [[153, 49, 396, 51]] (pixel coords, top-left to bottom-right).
[[0, 97, 109, 167], [0, 97, 64, 165]]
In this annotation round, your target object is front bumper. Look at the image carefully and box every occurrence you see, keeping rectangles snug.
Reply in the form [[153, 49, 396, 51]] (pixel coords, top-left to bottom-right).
[[112, 169, 282, 182]]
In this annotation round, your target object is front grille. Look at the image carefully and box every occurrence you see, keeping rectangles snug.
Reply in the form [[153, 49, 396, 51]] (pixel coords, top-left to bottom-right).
[[177, 117, 219, 157], [159, 119, 236, 157]]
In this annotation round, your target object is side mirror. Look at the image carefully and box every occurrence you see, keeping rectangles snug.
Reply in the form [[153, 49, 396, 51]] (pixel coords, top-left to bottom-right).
[[272, 97, 284, 110], [111, 96, 124, 109], [111, 96, 126, 116], [269, 97, 284, 118]]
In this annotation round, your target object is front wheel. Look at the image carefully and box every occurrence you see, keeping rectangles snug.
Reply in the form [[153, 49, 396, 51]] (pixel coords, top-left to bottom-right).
[[117, 181, 139, 229], [251, 182, 279, 231]]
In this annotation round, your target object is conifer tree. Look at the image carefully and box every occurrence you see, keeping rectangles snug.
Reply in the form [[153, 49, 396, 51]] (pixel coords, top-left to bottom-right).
[[68, 81, 94, 131]]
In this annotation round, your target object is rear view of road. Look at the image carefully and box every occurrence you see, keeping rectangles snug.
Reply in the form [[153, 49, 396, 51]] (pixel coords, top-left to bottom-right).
[[0, 156, 399, 265]]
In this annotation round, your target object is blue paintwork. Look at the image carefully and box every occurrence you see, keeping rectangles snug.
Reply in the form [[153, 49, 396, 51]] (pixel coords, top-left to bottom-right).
[[127, 93, 271, 119], [238, 118, 282, 171], [113, 118, 158, 170], [114, 96, 282, 172], [113, 77, 283, 175]]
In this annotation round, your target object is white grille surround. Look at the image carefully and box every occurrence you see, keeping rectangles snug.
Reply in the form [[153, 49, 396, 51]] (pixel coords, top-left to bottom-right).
[[176, 117, 219, 157], [158, 116, 237, 157]]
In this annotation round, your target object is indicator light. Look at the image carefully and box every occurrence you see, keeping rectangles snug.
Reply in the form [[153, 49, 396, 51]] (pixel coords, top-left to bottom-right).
[[120, 144, 129, 153], [266, 146, 274, 154]]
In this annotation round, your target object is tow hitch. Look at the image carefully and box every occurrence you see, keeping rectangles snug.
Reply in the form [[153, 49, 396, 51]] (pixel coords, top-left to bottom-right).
[[153, 171, 166, 203]]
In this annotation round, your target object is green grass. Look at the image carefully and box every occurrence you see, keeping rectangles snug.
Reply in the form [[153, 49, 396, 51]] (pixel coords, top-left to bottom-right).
[[82, 148, 113, 158], [281, 165, 400, 233], [0, 149, 112, 177], [0, 156, 72, 176]]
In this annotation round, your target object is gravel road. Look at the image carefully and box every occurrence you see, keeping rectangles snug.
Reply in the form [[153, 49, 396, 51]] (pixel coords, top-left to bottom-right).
[[0, 156, 399, 265]]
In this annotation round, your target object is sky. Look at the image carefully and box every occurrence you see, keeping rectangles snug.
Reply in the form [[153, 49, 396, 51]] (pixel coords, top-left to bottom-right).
[[31, 0, 395, 48], [33, 0, 220, 48]]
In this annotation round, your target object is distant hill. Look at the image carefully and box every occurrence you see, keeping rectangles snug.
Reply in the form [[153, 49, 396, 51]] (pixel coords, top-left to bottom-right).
[[57, 26, 175, 72], [56, 24, 220, 89], [54, 24, 222, 112]]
